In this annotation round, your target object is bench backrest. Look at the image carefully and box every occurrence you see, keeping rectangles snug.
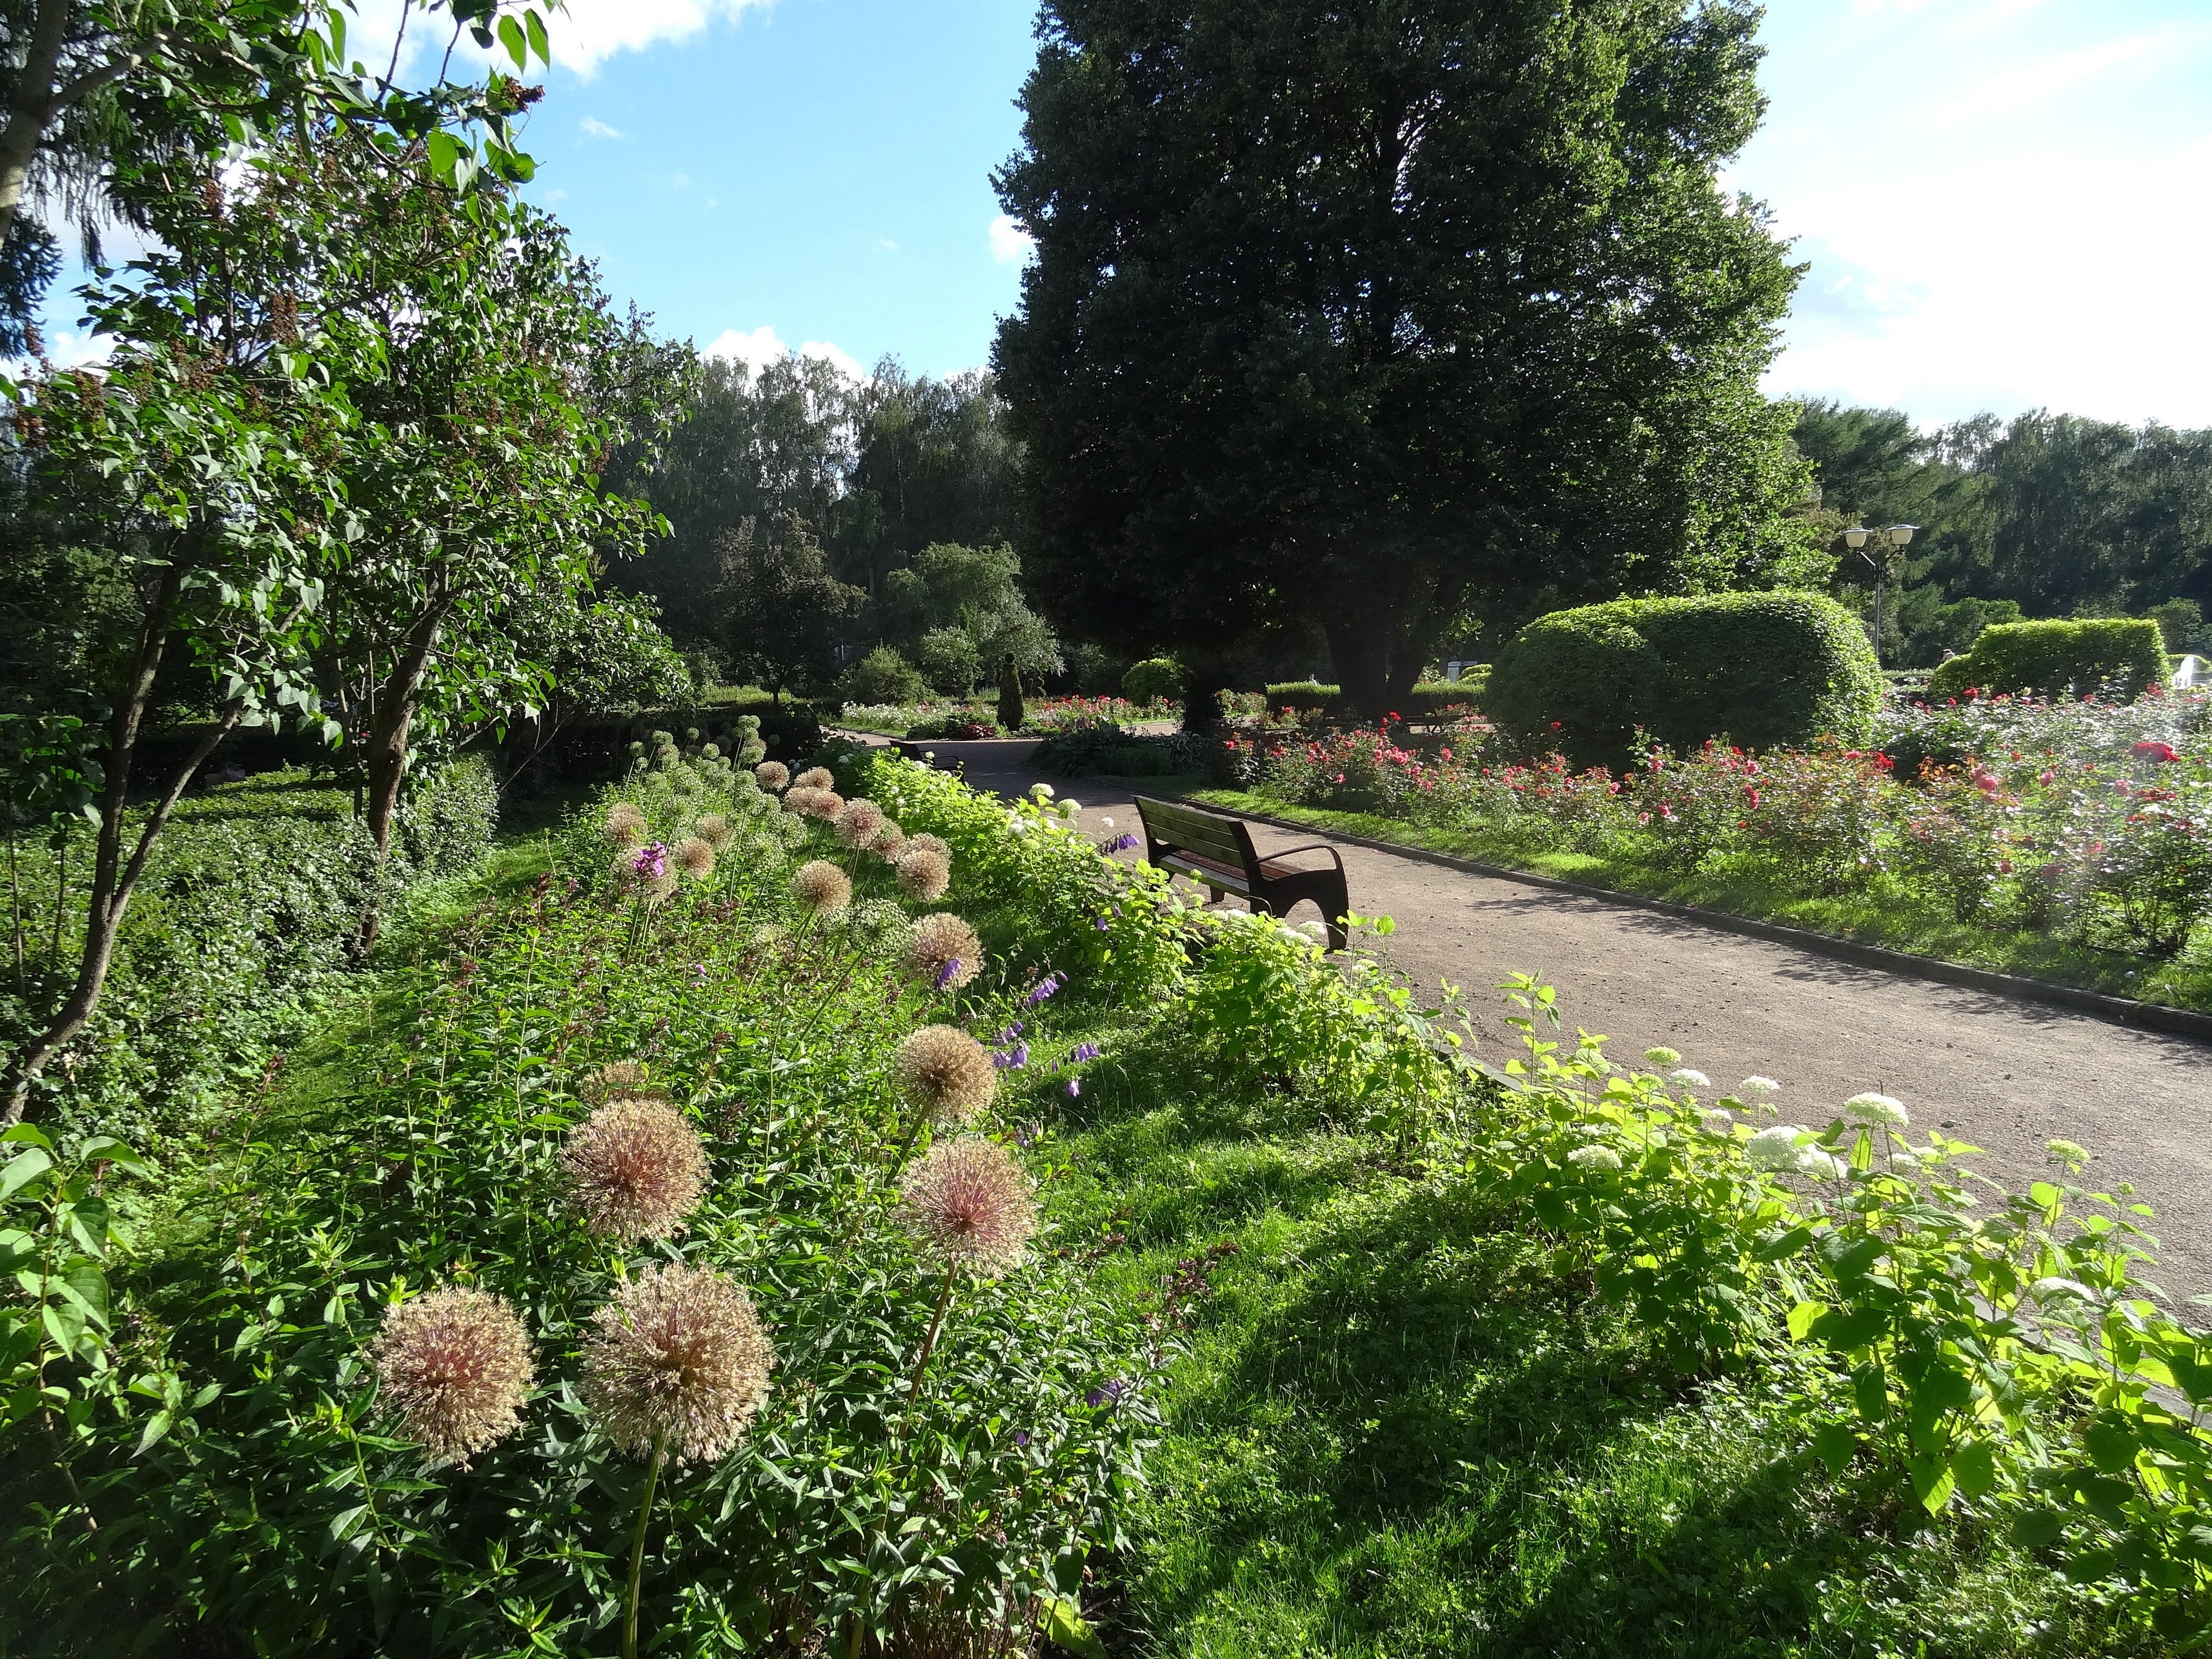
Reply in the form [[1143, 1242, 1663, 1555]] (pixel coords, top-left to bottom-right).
[[1133, 795, 1259, 876]]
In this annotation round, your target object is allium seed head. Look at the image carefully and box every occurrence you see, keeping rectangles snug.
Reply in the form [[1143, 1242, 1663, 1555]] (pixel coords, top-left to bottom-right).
[[898, 1135, 1037, 1278], [755, 760, 791, 791], [894, 1024, 997, 1124], [673, 837, 716, 880], [781, 786, 817, 816], [603, 802, 648, 849], [371, 1286, 534, 1466], [791, 859, 853, 914], [904, 912, 981, 990], [561, 1097, 711, 1243], [795, 767, 835, 791], [895, 846, 951, 902], [835, 799, 887, 848], [695, 813, 735, 852], [582, 1262, 774, 1464], [908, 833, 952, 862], [869, 820, 908, 861], [801, 789, 846, 821]]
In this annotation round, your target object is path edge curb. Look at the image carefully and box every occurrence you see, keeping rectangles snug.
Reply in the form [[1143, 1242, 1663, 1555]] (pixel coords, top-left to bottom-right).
[[1215, 800, 2212, 1048]]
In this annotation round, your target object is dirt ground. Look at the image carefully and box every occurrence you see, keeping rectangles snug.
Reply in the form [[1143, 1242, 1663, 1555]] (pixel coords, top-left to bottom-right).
[[897, 735, 2212, 1302]]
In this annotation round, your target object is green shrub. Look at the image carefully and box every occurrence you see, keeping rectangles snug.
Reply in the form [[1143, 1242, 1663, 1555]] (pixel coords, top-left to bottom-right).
[[842, 646, 930, 707], [0, 760, 497, 1142], [1120, 657, 1184, 704], [1263, 680, 1481, 720], [915, 626, 983, 695], [1488, 591, 1882, 769], [1927, 618, 2168, 702]]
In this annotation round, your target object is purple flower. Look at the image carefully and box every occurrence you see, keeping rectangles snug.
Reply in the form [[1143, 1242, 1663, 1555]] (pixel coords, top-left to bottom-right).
[[1022, 974, 1063, 1009], [934, 957, 962, 991], [1084, 1378, 1126, 1407], [1066, 1079, 1081, 1097], [1071, 1042, 1102, 1063], [1093, 915, 1111, 931], [633, 842, 668, 879], [1015, 1429, 1030, 1447], [992, 1043, 1030, 1072], [1104, 833, 1139, 855]]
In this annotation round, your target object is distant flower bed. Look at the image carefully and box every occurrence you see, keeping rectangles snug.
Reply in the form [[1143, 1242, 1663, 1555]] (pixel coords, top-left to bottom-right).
[[839, 700, 954, 733], [1236, 687, 2212, 961], [1022, 695, 1175, 734]]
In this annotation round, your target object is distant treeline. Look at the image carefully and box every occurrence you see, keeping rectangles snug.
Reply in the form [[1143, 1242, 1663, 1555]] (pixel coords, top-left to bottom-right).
[[1792, 402, 2212, 667]]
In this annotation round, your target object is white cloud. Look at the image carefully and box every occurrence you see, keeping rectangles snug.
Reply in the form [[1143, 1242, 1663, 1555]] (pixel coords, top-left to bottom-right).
[[1931, 32, 2184, 128], [988, 213, 1033, 265], [543, 0, 775, 79], [1765, 134, 2212, 424], [578, 116, 624, 141], [705, 325, 864, 383]]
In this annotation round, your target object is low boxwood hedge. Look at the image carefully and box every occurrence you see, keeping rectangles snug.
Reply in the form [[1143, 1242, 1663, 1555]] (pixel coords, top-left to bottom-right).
[[1926, 618, 2167, 703], [1487, 591, 1881, 770], [1263, 679, 1484, 720]]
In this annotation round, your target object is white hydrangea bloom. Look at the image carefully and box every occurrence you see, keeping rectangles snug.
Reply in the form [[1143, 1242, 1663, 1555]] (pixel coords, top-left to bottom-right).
[[1738, 1076, 1780, 1097], [1669, 1068, 1711, 1090], [1567, 1144, 1623, 1171], [1796, 1146, 1847, 1180], [1030, 782, 1055, 800], [1643, 1045, 1681, 1068], [1746, 1126, 1807, 1172], [1843, 1092, 1908, 1129], [1700, 1106, 1734, 1135]]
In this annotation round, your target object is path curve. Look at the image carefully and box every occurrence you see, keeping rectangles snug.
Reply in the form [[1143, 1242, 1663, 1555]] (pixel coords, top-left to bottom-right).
[[885, 735, 2212, 1301]]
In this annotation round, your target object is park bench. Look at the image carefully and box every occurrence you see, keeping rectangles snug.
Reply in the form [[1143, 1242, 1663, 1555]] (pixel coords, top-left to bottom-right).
[[1133, 796, 1351, 950]]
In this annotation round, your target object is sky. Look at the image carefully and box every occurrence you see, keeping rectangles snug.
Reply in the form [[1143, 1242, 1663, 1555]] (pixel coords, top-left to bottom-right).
[[36, 0, 2212, 428]]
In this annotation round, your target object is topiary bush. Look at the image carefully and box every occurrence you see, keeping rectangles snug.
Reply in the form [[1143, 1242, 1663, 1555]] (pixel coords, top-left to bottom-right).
[[1927, 618, 2168, 704], [1487, 592, 1882, 770], [1119, 656, 1183, 705], [842, 646, 931, 707]]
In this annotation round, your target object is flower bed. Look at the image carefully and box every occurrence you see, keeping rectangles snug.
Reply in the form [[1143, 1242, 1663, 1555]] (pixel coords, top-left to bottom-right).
[[1230, 689, 2212, 977]]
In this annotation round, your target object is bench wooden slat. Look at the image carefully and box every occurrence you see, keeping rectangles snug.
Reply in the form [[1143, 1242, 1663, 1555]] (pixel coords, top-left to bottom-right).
[[1133, 794, 1350, 950]]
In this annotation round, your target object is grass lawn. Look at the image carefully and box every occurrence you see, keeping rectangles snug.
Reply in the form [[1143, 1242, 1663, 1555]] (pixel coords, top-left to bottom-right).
[[1189, 787, 2212, 1015]]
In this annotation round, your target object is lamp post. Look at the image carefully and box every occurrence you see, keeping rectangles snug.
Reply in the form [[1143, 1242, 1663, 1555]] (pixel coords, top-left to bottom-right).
[[1842, 524, 1919, 667]]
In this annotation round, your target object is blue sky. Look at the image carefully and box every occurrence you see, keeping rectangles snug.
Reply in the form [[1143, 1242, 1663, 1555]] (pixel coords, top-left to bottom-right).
[[39, 0, 2212, 427]]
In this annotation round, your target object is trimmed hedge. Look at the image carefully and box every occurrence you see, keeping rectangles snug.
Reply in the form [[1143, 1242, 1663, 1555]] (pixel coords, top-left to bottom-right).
[[1121, 657, 1184, 704], [1488, 592, 1882, 770], [1263, 679, 1485, 720], [1926, 618, 2168, 703]]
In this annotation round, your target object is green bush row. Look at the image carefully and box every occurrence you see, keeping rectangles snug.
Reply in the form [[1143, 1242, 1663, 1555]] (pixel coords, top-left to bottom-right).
[[1928, 619, 2168, 702], [1488, 591, 1882, 769], [0, 759, 496, 1143], [1262, 678, 1486, 718]]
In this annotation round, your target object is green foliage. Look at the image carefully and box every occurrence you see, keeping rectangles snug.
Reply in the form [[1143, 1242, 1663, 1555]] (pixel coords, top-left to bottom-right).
[[2147, 598, 2207, 655], [1929, 618, 2171, 702], [1489, 592, 1883, 770], [997, 0, 1818, 717], [842, 645, 930, 707], [0, 762, 496, 1141], [916, 626, 984, 695], [997, 657, 1026, 736], [880, 543, 1062, 688], [1119, 658, 1182, 706], [715, 516, 868, 698]]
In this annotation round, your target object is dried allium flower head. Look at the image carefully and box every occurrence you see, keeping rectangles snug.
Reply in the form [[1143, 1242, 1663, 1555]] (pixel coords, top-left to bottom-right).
[[672, 836, 716, 880], [695, 813, 735, 852], [904, 911, 981, 991], [755, 760, 791, 791], [895, 847, 951, 902], [791, 859, 853, 915], [603, 802, 648, 849], [582, 1262, 775, 1464], [581, 1059, 654, 1105], [562, 1097, 711, 1243], [868, 820, 907, 860], [898, 1136, 1037, 1277], [781, 786, 817, 816], [893, 1024, 997, 1125], [801, 789, 846, 821], [795, 767, 835, 791], [834, 798, 887, 849], [907, 833, 953, 862], [844, 898, 913, 948], [371, 1286, 535, 1465]]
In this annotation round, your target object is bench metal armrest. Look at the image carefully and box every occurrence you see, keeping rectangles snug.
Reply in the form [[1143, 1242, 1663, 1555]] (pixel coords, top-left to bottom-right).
[[1261, 842, 1345, 871]]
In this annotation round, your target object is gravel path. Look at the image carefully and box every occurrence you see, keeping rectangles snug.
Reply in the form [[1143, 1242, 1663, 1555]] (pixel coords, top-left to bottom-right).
[[889, 736, 2212, 1301]]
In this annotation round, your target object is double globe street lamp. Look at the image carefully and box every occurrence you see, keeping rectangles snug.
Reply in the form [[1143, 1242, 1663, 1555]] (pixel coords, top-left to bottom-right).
[[1842, 523, 1919, 668]]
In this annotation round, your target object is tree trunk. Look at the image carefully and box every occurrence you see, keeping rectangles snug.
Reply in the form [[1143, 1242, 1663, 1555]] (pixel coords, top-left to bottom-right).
[[1324, 565, 1465, 724], [356, 607, 447, 950], [0, 558, 249, 1126], [0, 0, 72, 253]]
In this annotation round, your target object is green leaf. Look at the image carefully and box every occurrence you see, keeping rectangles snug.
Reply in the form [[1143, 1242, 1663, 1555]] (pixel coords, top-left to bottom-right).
[[1809, 1307, 1885, 1354], [0, 1146, 52, 1203], [2084, 1416, 2141, 1475], [1786, 1300, 1826, 1340], [1037, 1594, 1106, 1659], [426, 130, 462, 187], [525, 8, 550, 63], [1910, 1451, 1957, 1513], [498, 15, 527, 68], [2011, 1508, 2067, 1549], [1952, 1440, 1999, 1498], [1811, 1421, 1857, 1473]]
